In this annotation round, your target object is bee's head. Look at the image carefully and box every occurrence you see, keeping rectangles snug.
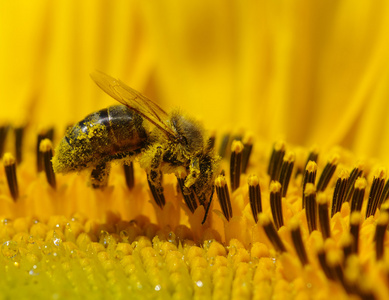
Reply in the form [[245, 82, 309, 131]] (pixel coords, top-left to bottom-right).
[[170, 111, 205, 155]]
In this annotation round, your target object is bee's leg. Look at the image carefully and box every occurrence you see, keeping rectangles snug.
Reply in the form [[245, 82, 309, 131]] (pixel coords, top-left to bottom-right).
[[148, 146, 164, 193], [147, 174, 166, 208], [90, 161, 111, 188], [201, 185, 215, 224], [184, 157, 200, 189]]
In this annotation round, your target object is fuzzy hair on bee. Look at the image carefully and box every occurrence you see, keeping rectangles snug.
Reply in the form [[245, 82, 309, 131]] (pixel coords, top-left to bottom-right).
[[53, 71, 220, 222]]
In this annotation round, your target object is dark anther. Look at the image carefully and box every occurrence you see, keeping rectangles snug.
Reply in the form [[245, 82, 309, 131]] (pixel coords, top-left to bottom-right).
[[215, 175, 233, 221], [259, 213, 286, 253], [290, 219, 309, 266], [317, 193, 331, 239], [317, 247, 335, 280], [331, 169, 349, 217], [317, 154, 339, 192], [39, 139, 56, 189], [241, 134, 253, 173], [350, 177, 366, 213], [230, 140, 243, 192], [218, 133, 230, 158], [365, 168, 386, 218], [37, 128, 55, 173], [302, 161, 317, 209], [3, 153, 19, 201], [375, 212, 389, 260], [378, 178, 389, 210], [349, 211, 361, 254], [270, 181, 283, 230], [248, 175, 262, 223], [304, 183, 317, 234], [340, 233, 353, 264], [267, 140, 285, 182], [296, 145, 319, 178], [14, 126, 25, 164], [0, 126, 9, 158], [278, 151, 295, 197], [344, 164, 364, 203]]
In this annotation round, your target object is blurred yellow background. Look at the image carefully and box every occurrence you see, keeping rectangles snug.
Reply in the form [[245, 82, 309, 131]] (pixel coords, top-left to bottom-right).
[[1, 0, 389, 162]]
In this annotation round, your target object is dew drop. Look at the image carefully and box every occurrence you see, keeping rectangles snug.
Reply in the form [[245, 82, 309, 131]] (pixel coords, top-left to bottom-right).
[[167, 231, 176, 244], [120, 230, 129, 242], [1, 241, 18, 258]]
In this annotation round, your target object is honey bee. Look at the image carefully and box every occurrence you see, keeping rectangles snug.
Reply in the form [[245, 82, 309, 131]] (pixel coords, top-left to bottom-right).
[[53, 71, 220, 219]]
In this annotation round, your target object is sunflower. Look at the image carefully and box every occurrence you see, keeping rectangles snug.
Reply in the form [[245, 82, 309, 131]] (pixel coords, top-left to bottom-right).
[[1, 1, 389, 299]]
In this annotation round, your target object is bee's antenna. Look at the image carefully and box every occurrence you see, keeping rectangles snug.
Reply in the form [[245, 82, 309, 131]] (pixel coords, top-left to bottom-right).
[[201, 185, 215, 224]]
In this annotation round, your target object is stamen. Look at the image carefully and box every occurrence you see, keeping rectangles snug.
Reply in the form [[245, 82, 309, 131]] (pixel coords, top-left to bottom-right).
[[305, 145, 319, 167], [344, 163, 364, 203], [0, 125, 9, 157], [3, 153, 19, 200], [207, 133, 216, 150], [290, 219, 308, 266], [258, 213, 286, 253], [349, 211, 361, 254], [331, 169, 349, 217], [378, 178, 389, 209], [302, 161, 317, 209], [218, 133, 230, 158], [147, 176, 166, 209], [215, 175, 232, 221], [365, 168, 386, 218], [317, 154, 339, 192], [375, 212, 389, 260], [344, 255, 375, 299], [267, 140, 286, 182], [326, 250, 347, 290], [14, 126, 24, 164], [316, 244, 335, 280], [39, 139, 56, 189], [296, 145, 319, 178], [248, 175, 262, 223], [241, 134, 253, 173], [304, 183, 317, 233], [317, 193, 331, 239], [176, 173, 198, 213], [37, 128, 55, 172], [381, 200, 389, 215], [278, 151, 295, 197], [230, 140, 244, 192], [350, 177, 366, 213], [269, 181, 283, 230], [340, 233, 353, 264], [123, 162, 135, 190]]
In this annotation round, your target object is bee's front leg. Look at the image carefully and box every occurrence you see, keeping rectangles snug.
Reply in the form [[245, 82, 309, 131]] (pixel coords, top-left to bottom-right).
[[184, 157, 200, 190], [90, 161, 111, 188], [148, 146, 164, 193]]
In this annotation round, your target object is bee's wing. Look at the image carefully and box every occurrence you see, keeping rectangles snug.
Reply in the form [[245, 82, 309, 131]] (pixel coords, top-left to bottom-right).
[[90, 71, 176, 138]]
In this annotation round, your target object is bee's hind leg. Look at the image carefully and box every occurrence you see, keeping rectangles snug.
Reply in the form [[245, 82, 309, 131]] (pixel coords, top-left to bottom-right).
[[90, 161, 111, 188]]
